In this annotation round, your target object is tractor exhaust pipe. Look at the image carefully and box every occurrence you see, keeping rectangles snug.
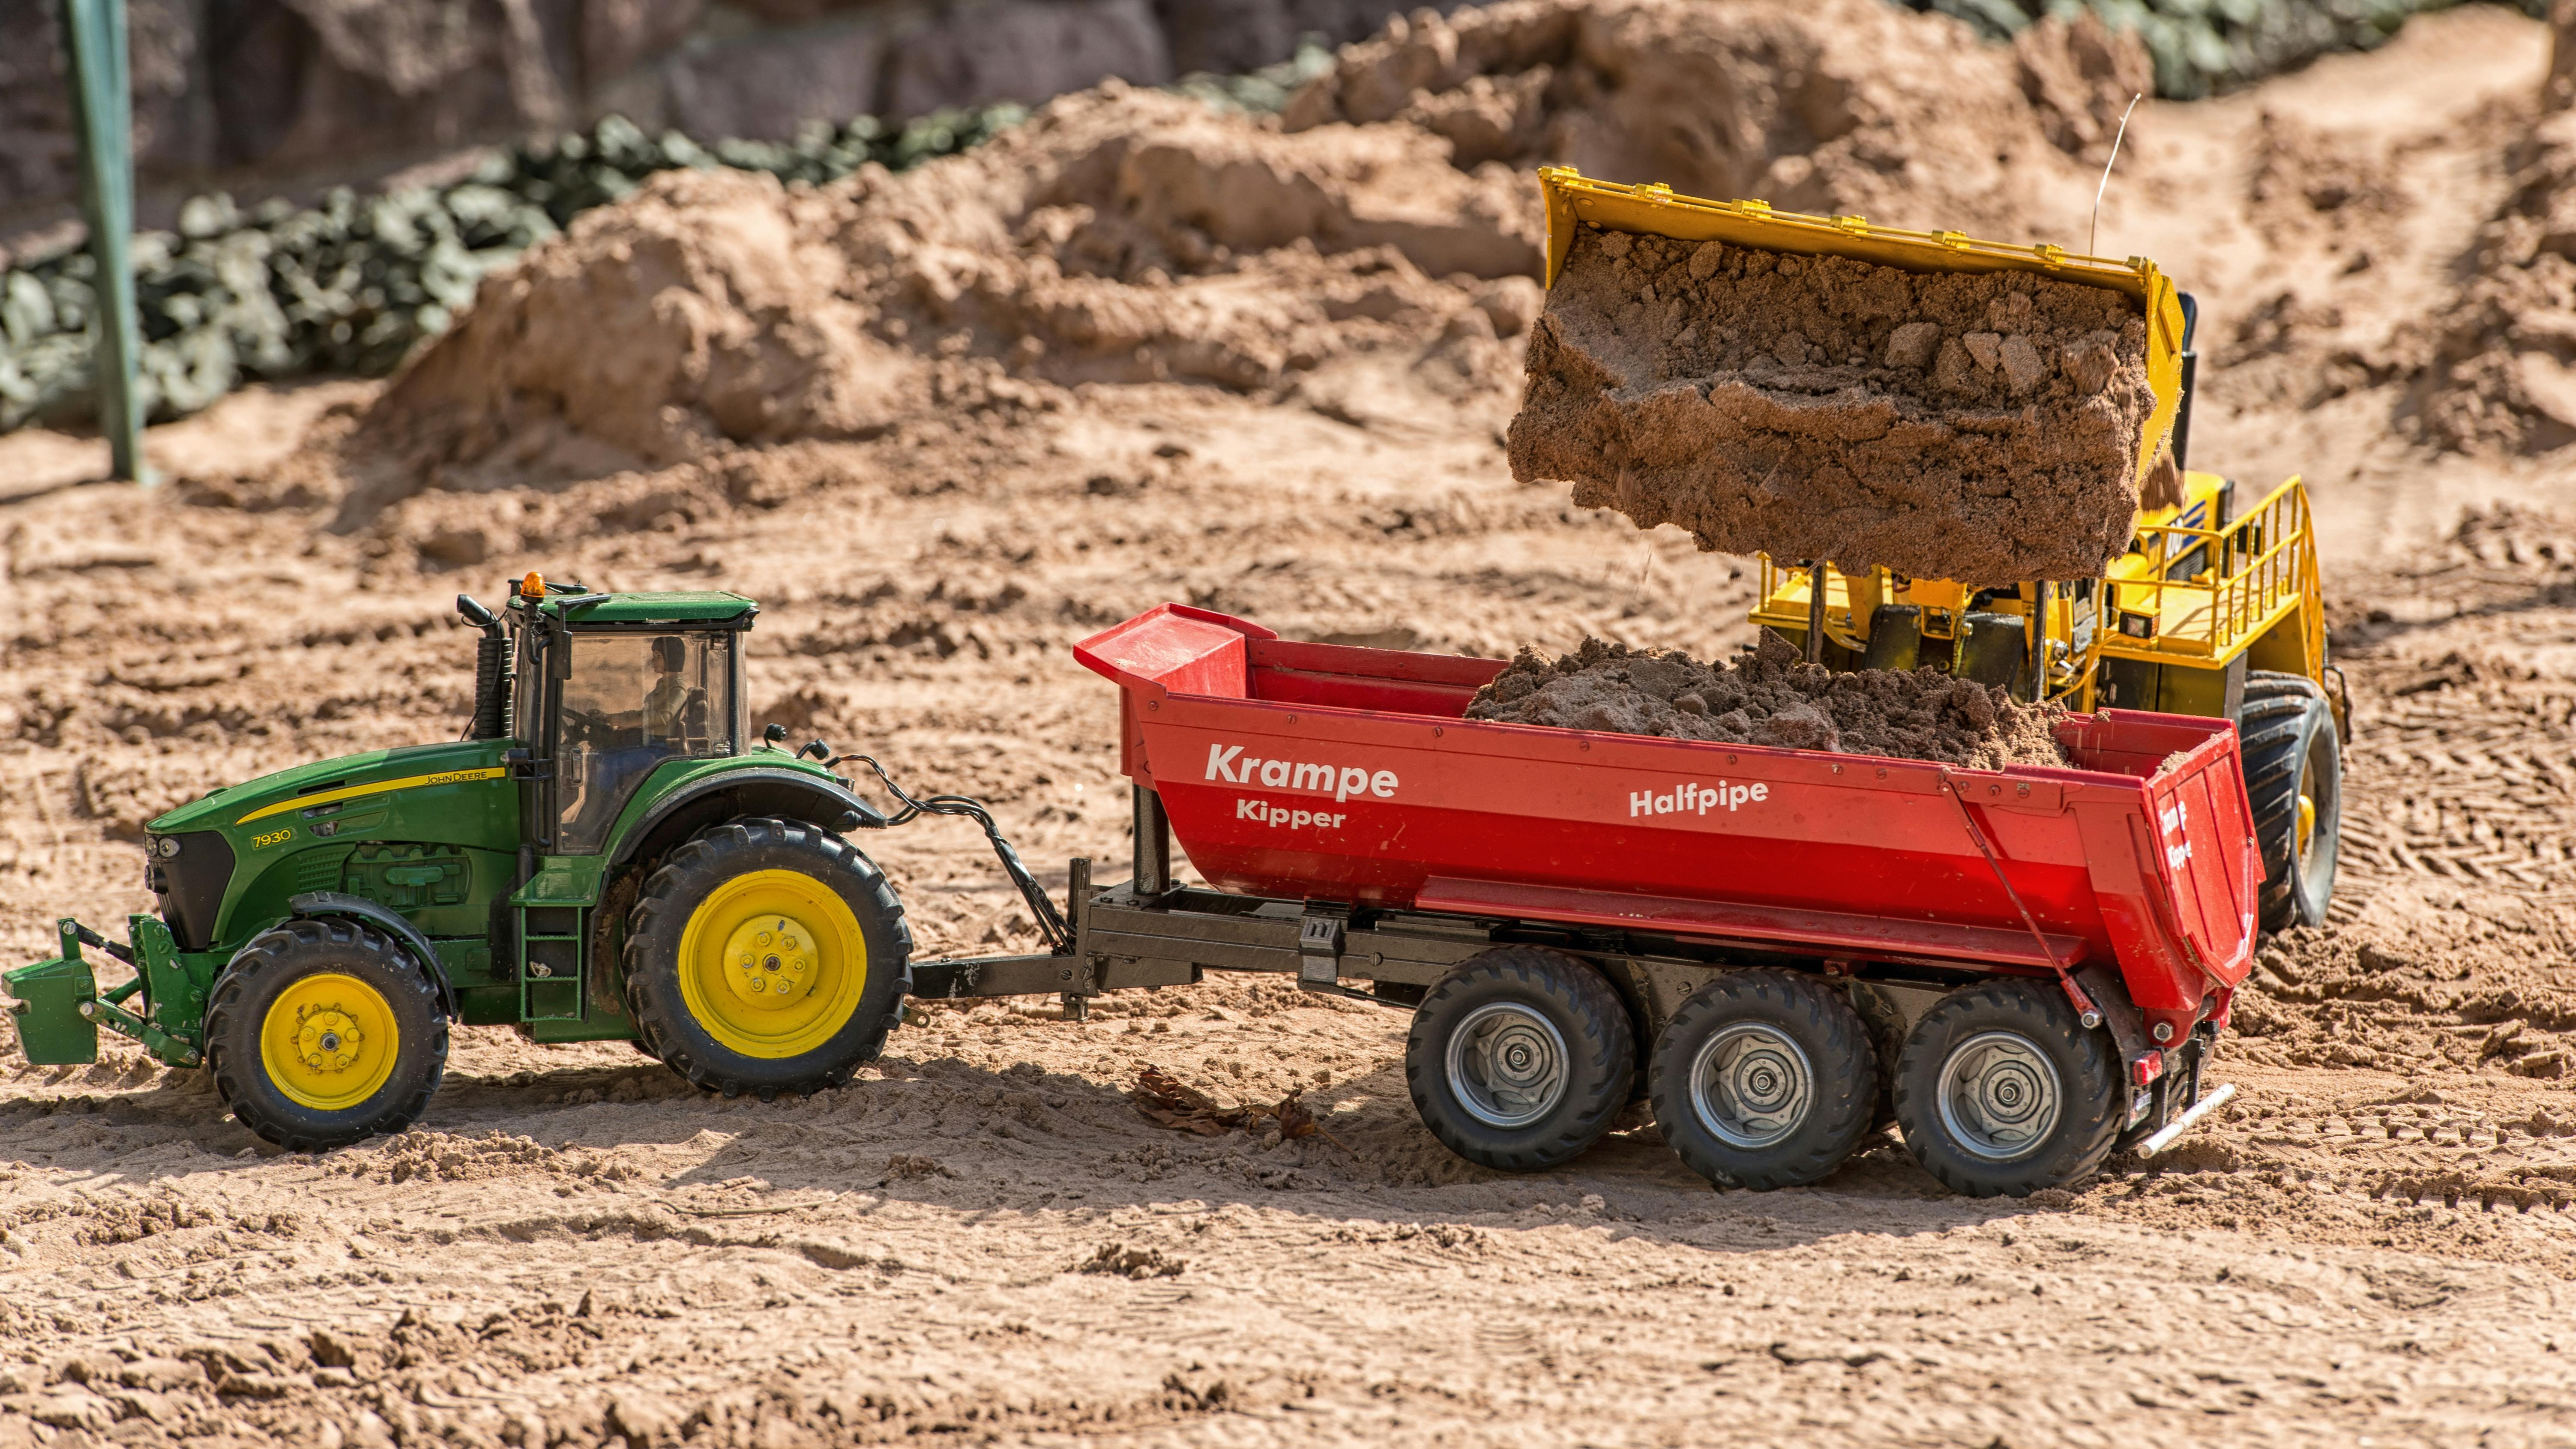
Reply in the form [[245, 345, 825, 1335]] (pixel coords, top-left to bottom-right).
[[458, 595, 512, 740]]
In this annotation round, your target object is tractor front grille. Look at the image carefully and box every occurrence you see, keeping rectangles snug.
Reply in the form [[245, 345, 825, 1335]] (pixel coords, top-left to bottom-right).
[[149, 831, 236, 951]]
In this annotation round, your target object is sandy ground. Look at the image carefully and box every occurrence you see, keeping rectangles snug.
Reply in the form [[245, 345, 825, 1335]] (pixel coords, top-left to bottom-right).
[[2, 6, 2576, 1446]]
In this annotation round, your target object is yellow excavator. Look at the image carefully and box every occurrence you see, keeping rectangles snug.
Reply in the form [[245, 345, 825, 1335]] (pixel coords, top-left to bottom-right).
[[1537, 171, 2347, 932]]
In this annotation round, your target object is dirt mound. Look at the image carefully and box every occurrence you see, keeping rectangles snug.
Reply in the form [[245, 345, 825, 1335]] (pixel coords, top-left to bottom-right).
[[355, 84, 1542, 509], [2231, 889, 2576, 1080], [368, 166, 908, 480], [2409, 15, 2576, 454], [1281, 0, 2120, 238], [1463, 630, 2070, 768], [353, 0, 2145, 514], [1506, 225, 2157, 586]]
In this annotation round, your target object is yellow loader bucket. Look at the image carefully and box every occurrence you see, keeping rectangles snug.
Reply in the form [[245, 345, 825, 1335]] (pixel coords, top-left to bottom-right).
[[1534, 167, 2189, 489]]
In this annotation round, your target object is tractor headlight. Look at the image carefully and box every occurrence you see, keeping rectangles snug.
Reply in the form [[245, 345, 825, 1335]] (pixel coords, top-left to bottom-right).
[[154, 836, 182, 858], [2118, 611, 2156, 640]]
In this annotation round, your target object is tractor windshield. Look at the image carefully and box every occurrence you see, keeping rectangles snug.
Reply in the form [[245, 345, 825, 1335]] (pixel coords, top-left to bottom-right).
[[555, 632, 737, 854]]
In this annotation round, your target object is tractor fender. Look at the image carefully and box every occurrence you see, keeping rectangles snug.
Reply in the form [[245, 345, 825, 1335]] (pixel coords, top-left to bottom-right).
[[281, 892, 458, 1018], [605, 766, 886, 886]]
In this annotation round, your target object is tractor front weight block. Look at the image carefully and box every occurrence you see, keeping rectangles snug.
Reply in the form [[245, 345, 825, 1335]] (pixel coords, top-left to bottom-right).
[[6, 921, 102, 1066], [5, 918, 201, 1069]]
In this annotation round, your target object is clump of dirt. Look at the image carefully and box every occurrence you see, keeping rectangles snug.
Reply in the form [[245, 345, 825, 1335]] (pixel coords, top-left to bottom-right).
[[1282, 0, 2121, 237], [2246, 110, 2410, 229], [2010, 15, 2158, 162], [1506, 225, 2158, 586], [1464, 630, 2071, 768]]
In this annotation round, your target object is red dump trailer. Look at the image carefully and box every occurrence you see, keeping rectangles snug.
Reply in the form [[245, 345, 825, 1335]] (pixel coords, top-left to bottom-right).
[[923, 605, 2261, 1196]]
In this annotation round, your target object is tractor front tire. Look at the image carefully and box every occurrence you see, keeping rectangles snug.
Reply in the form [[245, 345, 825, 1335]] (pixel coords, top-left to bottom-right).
[[623, 817, 912, 1101], [2241, 670, 2342, 932], [205, 918, 449, 1151]]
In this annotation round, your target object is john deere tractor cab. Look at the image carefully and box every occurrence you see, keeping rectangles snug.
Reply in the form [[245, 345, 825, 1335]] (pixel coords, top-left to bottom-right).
[[4, 574, 928, 1149]]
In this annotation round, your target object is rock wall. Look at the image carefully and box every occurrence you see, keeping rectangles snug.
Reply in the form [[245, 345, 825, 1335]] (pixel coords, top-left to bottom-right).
[[6, 0, 2548, 225], [1904, 0, 2554, 101], [0, 0, 1460, 221]]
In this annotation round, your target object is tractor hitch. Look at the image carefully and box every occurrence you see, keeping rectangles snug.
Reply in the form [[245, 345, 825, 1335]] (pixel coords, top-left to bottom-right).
[[4, 916, 202, 1069]]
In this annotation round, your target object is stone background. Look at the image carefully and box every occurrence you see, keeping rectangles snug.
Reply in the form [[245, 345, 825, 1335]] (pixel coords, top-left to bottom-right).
[[0, 0, 1448, 227]]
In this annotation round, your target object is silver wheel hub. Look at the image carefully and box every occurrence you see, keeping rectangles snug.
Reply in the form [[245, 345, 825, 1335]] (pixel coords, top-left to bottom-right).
[[1690, 1022, 1815, 1150], [1935, 1031, 2063, 1161], [1446, 1003, 1569, 1129]]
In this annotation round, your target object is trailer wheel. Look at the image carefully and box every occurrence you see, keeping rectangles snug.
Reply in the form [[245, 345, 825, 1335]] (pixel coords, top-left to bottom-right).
[[1405, 947, 1633, 1172], [2240, 671, 2341, 932], [205, 918, 449, 1151], [623, 817, 912, 1100], [1892, 980, 2119, 1198], [1649, 970, 1878, 1190]]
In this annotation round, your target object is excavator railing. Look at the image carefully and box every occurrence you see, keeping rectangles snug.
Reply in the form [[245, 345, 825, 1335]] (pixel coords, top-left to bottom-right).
[[2093, 475, 2320, 683]]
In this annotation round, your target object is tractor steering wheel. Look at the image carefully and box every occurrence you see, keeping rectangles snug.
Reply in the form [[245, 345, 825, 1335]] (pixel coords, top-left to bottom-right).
[[560, 705, 616, 748]]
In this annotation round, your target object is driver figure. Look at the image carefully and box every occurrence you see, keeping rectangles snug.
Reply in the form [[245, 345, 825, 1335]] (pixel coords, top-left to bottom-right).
[[644, 635, 689, 741]]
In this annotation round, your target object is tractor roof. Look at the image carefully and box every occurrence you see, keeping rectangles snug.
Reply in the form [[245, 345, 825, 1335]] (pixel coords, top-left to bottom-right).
[[537, 590, 758, 625]]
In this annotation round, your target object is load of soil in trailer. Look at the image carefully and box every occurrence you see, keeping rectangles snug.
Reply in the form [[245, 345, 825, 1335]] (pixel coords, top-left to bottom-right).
[[1463, 632, 2072, 769], [1506, 223, 2160, 587]]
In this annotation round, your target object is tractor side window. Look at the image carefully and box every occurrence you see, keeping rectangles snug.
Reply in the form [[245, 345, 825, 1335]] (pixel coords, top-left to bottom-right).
[[513, 623, 544, 744], [554, 632, 735, 855]]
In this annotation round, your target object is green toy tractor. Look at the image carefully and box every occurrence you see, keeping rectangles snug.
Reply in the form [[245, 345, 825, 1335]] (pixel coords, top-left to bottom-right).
[[4, 575, 952, 1149]]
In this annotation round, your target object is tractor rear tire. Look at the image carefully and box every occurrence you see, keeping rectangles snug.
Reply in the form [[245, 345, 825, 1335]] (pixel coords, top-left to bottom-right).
[[1891, 979, 2121, 1198], [2240, 670, 2342, 932], [1405, 947, 1634, 1172], [1649, 970, 1878, 1190], [205, 918, 449, 1151], [623, 817, 911, 1101]]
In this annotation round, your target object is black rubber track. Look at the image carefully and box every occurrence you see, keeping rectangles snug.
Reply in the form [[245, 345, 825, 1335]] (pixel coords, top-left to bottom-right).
[[2239, 669, 2340, 931], [1891, 979, 2122, 1198], [1404, 946, 1635, 1173], [1649, 970, 1878, 1191], [623, 817, 912, 1102], [204, 917, 449, 1151]]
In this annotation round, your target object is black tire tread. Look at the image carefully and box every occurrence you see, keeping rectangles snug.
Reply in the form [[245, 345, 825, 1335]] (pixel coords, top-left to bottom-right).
[[1649, 969, 1877, 1191], [1404, 946, 1634, 1173], [2236, 674, 2338, 930], [204, 917, 449, 1152], [622, 817, 912, 1101], [1891, 979, 2121, 1199]]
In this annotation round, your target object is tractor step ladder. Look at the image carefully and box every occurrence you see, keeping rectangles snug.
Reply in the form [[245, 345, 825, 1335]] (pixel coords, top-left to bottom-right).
[[516, 904, 587, 1021]]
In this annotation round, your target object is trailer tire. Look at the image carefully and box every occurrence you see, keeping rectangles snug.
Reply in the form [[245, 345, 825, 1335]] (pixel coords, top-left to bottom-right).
[[623, 817, 912, 1100], [1405, 947, 1633, 1172], [1649, 970, 1878, 1191], [2240, 671, 2341, 932], [1892, 980, 2120, 1198], [205, 918, 449, 1151]]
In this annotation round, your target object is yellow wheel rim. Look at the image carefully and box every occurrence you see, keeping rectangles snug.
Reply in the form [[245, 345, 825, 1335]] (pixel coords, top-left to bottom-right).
[[2296, 792, 2318, 859], [260, 972, 399, 1112], [676, 869, 869, 1059]]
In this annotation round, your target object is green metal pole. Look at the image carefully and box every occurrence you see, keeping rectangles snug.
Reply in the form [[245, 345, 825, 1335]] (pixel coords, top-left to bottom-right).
[[59, 0, 150, 484]]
